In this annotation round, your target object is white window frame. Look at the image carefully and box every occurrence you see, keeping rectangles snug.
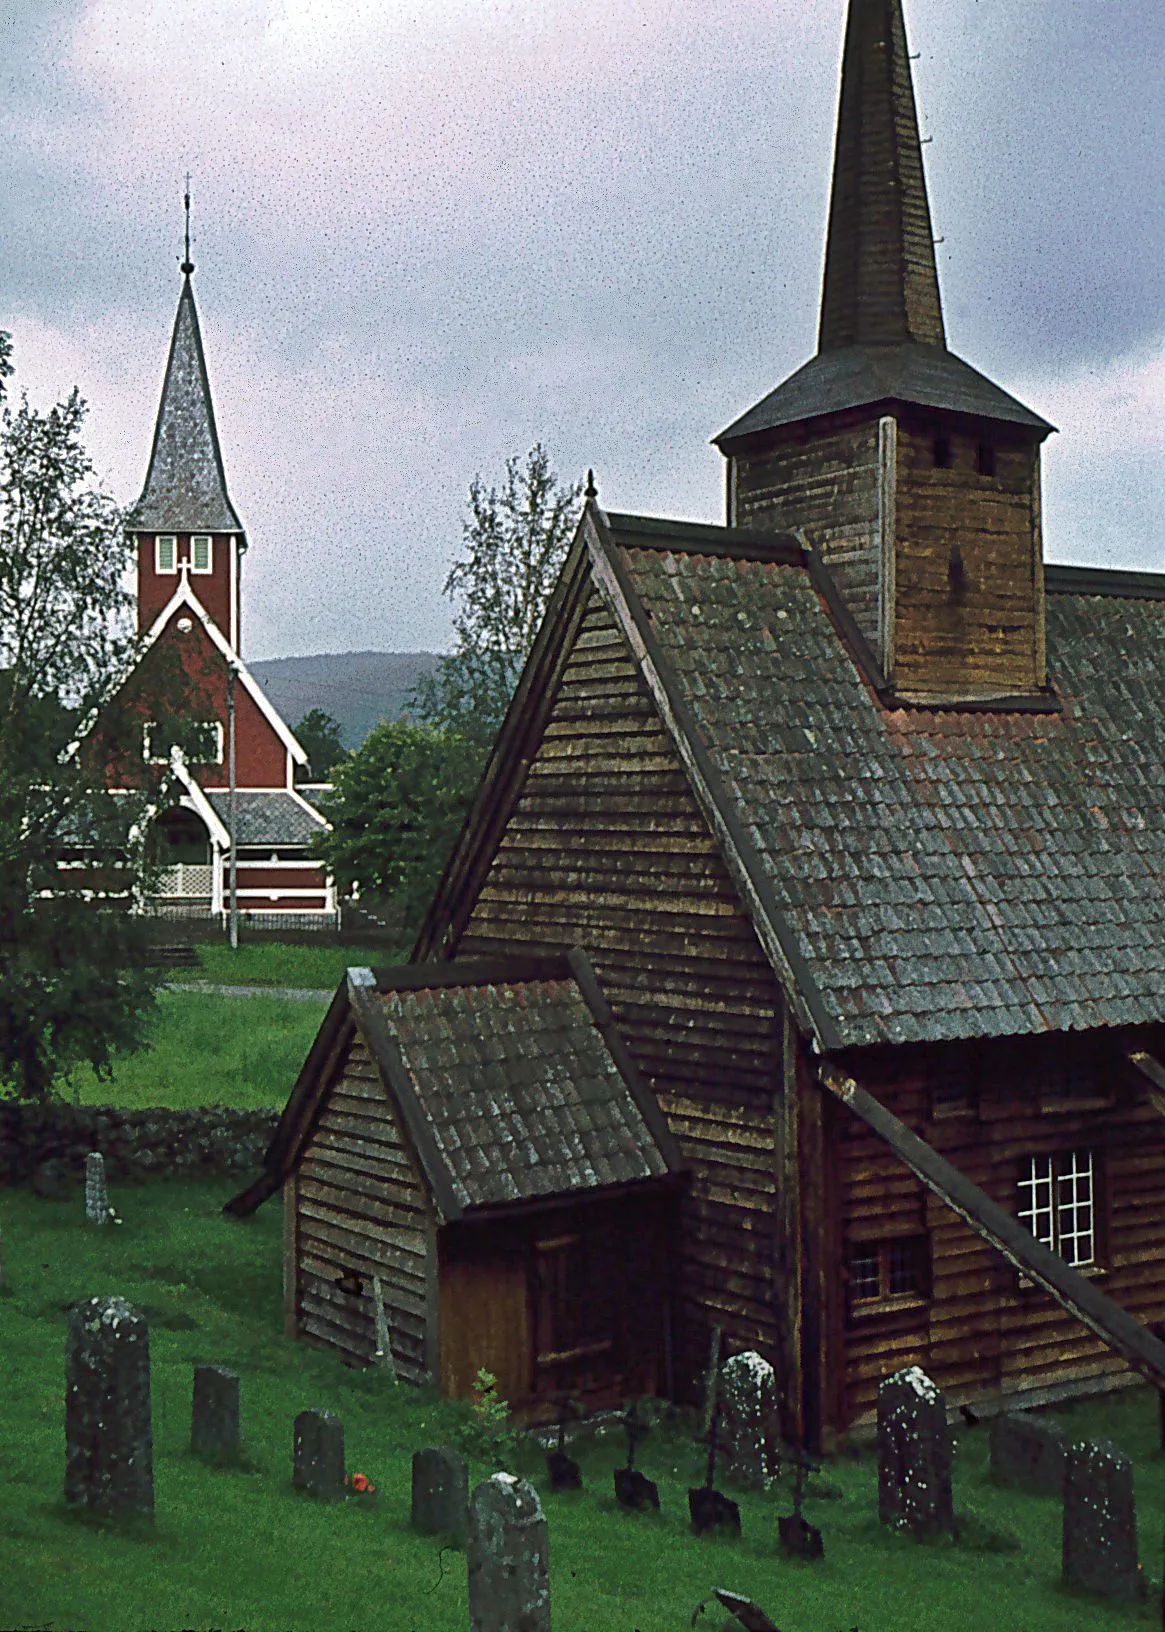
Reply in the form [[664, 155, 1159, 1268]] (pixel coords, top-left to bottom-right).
[[190, 534, 213, 574], [142, 720, 224, 766], [155, 535, 178, 574], [1017, 1150, 1096, 1268]]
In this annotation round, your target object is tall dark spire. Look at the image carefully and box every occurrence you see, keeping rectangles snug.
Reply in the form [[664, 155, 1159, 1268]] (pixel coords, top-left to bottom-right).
[[181, 175, 195, 277], [129, 272, 242, 534], [818, 0, 945, 352]]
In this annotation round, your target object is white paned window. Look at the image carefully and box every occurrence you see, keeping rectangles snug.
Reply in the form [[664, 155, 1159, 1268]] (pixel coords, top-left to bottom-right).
[[156, 535, 177, 573], [1017, 1150, 1095, 1267], [191, 535, 213, 573]]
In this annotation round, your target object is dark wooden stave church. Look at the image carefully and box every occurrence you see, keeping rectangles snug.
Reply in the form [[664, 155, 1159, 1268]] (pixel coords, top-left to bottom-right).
[[228, 0, 1165, 1446]]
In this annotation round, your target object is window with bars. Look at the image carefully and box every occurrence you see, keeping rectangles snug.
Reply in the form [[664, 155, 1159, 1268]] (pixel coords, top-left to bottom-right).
[[1016, 1150, 1096, 1268], [191, 535, 213, 573], [143, 720, 223, 765], [847, 1235, 929, 1319], [155, 535, 177, 573]]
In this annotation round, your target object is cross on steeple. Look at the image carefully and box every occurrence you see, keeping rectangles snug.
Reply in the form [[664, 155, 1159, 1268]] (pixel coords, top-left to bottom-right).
[[181, 176, 195, 277]]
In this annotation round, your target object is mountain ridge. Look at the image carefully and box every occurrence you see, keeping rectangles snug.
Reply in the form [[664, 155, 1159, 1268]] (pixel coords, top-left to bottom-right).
[[249, 650, 443, 748]]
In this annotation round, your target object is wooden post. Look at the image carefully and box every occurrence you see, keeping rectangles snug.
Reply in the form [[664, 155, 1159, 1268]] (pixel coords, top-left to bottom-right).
[[282, 1172, 298, 1338]]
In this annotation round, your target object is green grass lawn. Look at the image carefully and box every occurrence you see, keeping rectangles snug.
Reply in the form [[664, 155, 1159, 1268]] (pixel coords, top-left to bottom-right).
[[1, 1172, 1161, 1631], [192, 938, 412, 990], [66, 991, 329, 1111]]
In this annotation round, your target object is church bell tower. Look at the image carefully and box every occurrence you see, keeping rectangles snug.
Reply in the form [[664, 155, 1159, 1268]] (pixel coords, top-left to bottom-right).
[[716, 0, 1054, 706]]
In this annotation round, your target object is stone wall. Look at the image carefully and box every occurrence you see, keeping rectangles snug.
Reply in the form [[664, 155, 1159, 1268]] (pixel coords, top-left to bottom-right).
[[0, 1101, 280, 1188]]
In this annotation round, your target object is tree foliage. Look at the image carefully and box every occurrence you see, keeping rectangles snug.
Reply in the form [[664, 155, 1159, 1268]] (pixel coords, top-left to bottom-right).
[[0, 333, 165, 1103], [311, 718, 479, 933], [408, 442, 583, 761], [294, 708, 347, 781]]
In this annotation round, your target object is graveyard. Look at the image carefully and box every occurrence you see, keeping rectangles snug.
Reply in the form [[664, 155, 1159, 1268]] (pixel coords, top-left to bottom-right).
[[1, 1151, 1163, 1629]]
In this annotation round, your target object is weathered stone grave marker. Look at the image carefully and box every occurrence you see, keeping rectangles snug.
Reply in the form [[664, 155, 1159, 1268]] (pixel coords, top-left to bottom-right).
[[191, 1364, 241, 1465], [1062, 1437, 1141, 1604], [877, 1365, 954, 1537], [720, 1350, 780, 1491], [689, 1398, 741, 1537], [466, 1472, 550, 1632], [613, 1398, 659, 1512], [84, 1151, 109, 1226], [778, 1443, 824, 1561], [988, 1411, 1067, 1497], [292, 1408, 346, 1502], [546, 1395, 582, 1492], [411, 1445, 468, 1539], [64, 1295, 154, 1526]]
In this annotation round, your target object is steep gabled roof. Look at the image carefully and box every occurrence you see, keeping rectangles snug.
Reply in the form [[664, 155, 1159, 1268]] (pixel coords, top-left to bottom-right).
[[415, 500, 1165, 1050], [222, 952, 686, 1221], [129, 275, 243, 534]]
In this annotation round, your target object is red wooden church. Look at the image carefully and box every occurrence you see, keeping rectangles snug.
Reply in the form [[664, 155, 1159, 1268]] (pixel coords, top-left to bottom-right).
[[95, 249, 335, 926], [229, 0, 1165, 1445]]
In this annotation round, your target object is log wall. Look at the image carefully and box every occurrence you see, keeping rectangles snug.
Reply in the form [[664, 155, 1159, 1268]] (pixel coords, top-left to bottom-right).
[[295, 1030, 434, 1382], [456, 585, 787, 1403], [834, 1033, 1165, 1428], [733, 419, 883, 658], [893, 420, 1041, 699]]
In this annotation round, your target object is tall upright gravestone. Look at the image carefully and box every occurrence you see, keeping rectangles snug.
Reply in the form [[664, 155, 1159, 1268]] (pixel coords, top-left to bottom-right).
[[719, 1350, 780, 1490], [877, 1366, 953, 1537], [191, 1364, 241, 1465], [65, 1296, 154, 1525], [84, 1152, 109, 1226], [292, 1409, 346, 1502], [1062, 1438, 1141, 1604], [467, 1473, 550, 1632]]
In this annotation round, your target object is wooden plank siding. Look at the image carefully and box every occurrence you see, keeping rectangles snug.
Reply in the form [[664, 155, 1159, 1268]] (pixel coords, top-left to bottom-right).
[[834, 1036, 1165, 1428], [892, 421, 1042, 699], [734, 418, 883, 659], [295, 1033, 435, 1383], [455, 586, 789, 1404]]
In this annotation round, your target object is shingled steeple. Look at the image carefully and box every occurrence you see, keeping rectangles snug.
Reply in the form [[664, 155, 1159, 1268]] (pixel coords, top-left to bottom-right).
[[718, 0, 1055, 706], [130, 272, 242, 535], [818, 0, 944, 352]]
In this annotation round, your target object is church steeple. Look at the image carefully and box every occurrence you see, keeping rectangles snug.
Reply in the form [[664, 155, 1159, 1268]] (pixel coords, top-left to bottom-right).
[[716, 0, 1056, 707], [130, 270, 242, 536], [818, 0, 944, 352]]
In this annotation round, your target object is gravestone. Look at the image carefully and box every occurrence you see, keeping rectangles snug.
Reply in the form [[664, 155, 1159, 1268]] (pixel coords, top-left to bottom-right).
[[613, 1399, 659, 1512], [877, 1366, 953, 1537], [84, 1152, 109, 1226], [546, 1397, 582, 1492], [191, 1364, 241, 1465], [719, 1351, 780, 1491], [689, 1399, 741, 1537], [1062, 1437, 1141, 1604], [466, 1472, 550, 1632], [411, 1446, 468, 1539], [292, 1409, 346, 1502], [711, 1588, 781, 1631], [64, 1295, 154, 1525], [989, 1411, 1068, 1497]]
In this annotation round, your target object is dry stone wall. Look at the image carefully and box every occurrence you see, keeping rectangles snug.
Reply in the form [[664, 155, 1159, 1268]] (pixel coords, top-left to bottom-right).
[[0, 1102, 279, 1188]]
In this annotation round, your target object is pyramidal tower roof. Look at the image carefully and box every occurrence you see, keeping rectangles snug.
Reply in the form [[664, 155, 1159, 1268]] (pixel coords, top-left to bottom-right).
[[716, 0, 1051, 449], [130, 272, 243, 533]]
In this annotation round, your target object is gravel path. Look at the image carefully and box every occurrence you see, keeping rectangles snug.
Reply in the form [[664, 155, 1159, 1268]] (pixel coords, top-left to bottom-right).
[[163, 981, 332, 1002]]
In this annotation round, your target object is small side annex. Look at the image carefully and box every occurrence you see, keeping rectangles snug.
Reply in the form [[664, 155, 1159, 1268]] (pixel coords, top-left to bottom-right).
[[224, 951, 686, 1422]]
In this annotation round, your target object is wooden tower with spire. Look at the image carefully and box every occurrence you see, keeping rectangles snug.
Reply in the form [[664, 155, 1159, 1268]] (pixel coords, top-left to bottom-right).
[[716, 0, 1054, 706]]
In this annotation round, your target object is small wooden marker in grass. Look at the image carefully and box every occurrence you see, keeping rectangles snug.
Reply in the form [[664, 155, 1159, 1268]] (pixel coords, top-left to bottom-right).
[[688, 1399, 741, 1537]]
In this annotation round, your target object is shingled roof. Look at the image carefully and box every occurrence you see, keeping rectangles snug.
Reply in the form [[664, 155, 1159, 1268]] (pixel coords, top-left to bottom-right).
[[223, 951, 685, 1222], [416, 503, 1165, 1053], [129, 275, 243, 534], [204, 790, 326, 846]]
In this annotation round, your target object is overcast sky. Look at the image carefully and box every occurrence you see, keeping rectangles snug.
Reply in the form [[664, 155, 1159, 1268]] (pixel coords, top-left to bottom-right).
[[3, 0, 1162, 661]]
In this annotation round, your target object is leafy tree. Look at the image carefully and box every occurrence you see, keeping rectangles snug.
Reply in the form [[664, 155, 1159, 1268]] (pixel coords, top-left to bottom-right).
[[312, 717, 479, 933], [294, 707, 347, 781], [408, 442, 584, 762], [0, 333, 167, 1103]]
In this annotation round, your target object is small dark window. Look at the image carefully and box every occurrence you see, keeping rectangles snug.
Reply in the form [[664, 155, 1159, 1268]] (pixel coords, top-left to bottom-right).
[[977, 442, 997, 476], [932, 435, 952, 469], [928, 1044, 978, 1118], [847, 1236, 929, 1318]]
